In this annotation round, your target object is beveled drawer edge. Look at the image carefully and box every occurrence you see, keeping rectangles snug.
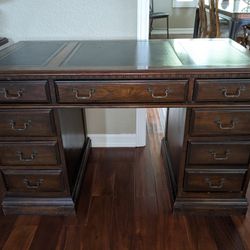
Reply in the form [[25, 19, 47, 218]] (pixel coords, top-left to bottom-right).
[[185, 168, 247, 174], [193, 78, 250, 102]]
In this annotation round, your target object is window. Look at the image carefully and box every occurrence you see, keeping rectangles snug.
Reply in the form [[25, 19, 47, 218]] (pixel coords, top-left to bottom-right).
[[173, 0, 198, 8]]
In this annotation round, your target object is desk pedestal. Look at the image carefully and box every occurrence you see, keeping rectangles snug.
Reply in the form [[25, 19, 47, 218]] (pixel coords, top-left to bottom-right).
[[1, 109, 91, 215], [161, 107, 250, 215]]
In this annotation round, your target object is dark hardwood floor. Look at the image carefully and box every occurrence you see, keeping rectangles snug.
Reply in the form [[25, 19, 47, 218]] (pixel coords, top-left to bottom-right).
[[0, 109, 250, 250]]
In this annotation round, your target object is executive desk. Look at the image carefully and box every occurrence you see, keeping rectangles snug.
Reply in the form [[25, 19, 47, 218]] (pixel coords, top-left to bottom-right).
[[0, 39, 250, 215]]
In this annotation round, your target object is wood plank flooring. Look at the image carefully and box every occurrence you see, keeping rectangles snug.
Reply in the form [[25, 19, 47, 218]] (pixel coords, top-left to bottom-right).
[[0, 108, 250, 250]]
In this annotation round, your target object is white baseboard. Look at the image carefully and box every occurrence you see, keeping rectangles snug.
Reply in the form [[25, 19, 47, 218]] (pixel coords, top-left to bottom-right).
[[88, 134, 137, 147], [152, 28, 194, 35]]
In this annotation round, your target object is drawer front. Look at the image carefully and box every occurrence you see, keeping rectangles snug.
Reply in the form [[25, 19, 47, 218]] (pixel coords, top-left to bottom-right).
[[0, 80, 50, 103], [55, 80, 188, 103], [184, 169, 247, 192], [0, 109, 56, 137], [190, 109, 250, 136], [0, 141, 60, 166], [1, 170, 64, 193], [188, 142, 250, 165], [194, 79, 250, 102]]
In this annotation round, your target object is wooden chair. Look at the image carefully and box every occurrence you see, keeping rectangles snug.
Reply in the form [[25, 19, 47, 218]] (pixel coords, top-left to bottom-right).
[[236, 24, 250, 49], [198, 0, 220, 38], [209, 0, 220, 37], [149, 0, 169, 39]]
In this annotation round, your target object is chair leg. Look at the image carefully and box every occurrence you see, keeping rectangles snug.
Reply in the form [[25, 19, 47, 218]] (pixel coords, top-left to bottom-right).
[[243, 25, 249, 48], [149, 18, 153, 38], [166, 16, 169, 39]]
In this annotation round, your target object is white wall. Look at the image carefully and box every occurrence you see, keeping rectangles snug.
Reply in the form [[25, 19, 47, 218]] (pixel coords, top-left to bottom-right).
[[86, 109, 136, 134], [0, 0, 137, 41], [0, 0, 138, 136]]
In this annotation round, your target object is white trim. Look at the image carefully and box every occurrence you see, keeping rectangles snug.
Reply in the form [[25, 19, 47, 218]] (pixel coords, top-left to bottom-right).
[[151, 28, 194, 35], [135, 0, 148, 148], [136, 109, 147, 147], [88, 134, 137, 147], [158, 108, 167, 131], [137, 0, 150, 40]]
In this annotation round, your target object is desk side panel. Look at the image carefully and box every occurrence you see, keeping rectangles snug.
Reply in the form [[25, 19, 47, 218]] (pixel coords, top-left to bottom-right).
[[166, 108, 187, 181], [57, 108, 87, 192]]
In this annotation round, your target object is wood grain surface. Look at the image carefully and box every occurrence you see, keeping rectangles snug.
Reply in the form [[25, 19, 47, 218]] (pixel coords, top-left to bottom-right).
[[0, 109, 249, 250]]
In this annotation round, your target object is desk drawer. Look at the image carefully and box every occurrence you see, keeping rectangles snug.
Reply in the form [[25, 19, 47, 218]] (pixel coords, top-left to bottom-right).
[[194, 79, 250, 102], [0, 80, 50, 103], [190, 109, 250, 136], [0, 109, 56, 137], [55, 80, 188, 103], [0, 141, 60, 166], [1, 169, 64, 193], [188, 141, 250, 165], [184, 169, 247, 192]]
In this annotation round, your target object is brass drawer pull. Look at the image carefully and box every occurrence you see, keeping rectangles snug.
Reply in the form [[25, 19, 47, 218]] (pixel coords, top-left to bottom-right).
[[16, 151, 37, 162], [23, 178, 44, 189], [0, 88, 24, 100], [205, 177, 225, 189], [214, 119, 237, 130], [221, 86, 245, 98], [72, 88, 95, 100], [147, 88, 169, 99], [10, 120, 31, 131], [209, 149, 230, 161]]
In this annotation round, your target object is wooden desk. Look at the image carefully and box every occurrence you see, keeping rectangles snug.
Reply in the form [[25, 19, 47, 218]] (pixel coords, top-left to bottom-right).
[[0, 39, 250, 215]]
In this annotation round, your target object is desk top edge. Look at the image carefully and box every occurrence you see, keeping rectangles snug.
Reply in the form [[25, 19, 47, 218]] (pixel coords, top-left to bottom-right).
[[0, 38, 249, 73]]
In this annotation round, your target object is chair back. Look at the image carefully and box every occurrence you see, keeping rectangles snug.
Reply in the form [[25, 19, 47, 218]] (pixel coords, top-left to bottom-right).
[[198, 0, 220, 38], [198, 0, 208, 37], [209, 0, 220, 37]]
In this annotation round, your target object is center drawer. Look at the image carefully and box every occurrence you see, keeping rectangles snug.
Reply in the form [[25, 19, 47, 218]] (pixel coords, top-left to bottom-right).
[[1, 169, 64, 193], [55, 80, 188, 103], [0, 141, 60, 166], [187, 141, 250, 165], [190, 109, 250, 136], [0, 109, 56, 137]]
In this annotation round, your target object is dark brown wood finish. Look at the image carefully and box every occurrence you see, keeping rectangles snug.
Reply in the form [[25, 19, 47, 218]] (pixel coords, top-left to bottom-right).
[[0, 81, 50, 103], [0, 109, 250, 249], [187, 141, 250, 166], [0, 38, 250, 215], [190, 109, 250, 136], [2, 169, 64, 193], [184, 169, 247, 192], [0, 141, 60, 166], [55, 80, 188, 103], [0, 109, 56, 137], [194, 79, 250, 102]]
